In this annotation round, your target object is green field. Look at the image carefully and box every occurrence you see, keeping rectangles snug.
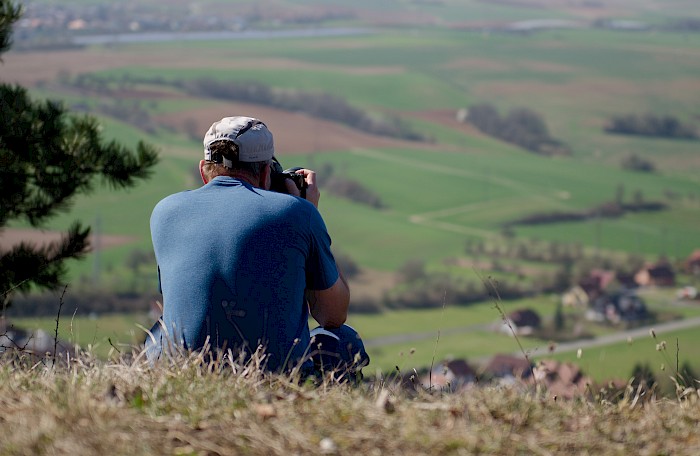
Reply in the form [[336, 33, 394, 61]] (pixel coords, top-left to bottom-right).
[[544, 325, 700, 389], [9, 313, 153, 358], [11, 288, 700, 382], [18, 24, 698, 277]]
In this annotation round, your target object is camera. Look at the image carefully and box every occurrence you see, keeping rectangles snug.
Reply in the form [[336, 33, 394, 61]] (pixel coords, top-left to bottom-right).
[[270, 158, 308, 198]]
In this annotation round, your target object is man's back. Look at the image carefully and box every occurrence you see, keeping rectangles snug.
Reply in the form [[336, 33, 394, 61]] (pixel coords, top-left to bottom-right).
[[150, 176, 338, 371]]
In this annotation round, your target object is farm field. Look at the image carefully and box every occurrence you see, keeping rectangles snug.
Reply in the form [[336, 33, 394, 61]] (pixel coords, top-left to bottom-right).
[[11, 297, 555, 360], [544, 324, 700, 390], [9, 313, 153, 359], [3, 0, 700, 381], [4, 28, 699, 277], [10, 286, 700, 382]]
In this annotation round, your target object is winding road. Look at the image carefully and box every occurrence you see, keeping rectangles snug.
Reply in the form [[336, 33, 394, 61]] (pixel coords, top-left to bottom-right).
[[364, 315, 700, 359], [528, 315, 700, 358]]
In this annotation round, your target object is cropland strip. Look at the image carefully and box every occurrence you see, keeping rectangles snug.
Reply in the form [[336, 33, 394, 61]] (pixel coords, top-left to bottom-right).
[[155, 100, 445, 156], [1, 50, 404, 86], [0, 228, 136, 251], [474, 78, 700, 109]]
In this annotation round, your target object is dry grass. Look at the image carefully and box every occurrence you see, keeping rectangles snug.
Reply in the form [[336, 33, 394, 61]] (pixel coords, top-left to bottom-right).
[[1, 348, 699, 456]]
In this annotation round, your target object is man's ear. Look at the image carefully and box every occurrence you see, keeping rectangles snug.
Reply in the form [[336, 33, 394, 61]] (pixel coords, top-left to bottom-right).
[[199, 160, 209, 184], [260, 163, 272, 190]]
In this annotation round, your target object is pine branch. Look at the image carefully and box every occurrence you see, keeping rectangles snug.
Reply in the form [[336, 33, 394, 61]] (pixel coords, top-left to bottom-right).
[[0, 0, 21, 57], [0, 223, 90, 307]]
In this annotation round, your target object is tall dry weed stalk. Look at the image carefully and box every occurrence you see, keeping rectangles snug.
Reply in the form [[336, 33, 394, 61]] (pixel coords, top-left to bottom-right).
[[476, 270, 538, 389]]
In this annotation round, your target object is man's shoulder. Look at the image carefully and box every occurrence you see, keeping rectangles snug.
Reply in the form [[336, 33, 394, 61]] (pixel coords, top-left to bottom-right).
[[260, 189, 316, 211], [153, 189, 192, 207], [150, 188, 200, 220]]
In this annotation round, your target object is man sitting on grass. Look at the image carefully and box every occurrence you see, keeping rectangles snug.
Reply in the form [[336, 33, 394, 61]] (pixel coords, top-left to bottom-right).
[[145, 116, 368, 379]]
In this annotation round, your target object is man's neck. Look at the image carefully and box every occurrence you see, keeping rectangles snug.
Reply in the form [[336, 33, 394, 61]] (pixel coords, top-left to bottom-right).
[[217, 173, 258, 188]]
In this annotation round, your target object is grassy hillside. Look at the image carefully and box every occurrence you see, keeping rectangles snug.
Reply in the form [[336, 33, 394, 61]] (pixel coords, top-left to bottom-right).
[[2, 354, 700, 455]]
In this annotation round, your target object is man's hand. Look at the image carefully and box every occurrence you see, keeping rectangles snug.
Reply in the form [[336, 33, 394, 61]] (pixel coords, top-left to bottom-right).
[[284, 169, 320, 208]]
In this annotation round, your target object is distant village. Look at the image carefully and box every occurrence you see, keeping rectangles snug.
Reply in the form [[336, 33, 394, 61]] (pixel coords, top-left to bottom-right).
[[12, 1, 353, 48], [15, 0, 690, 51], [14, 2, 247, 39], [414, 250, 700, 398]]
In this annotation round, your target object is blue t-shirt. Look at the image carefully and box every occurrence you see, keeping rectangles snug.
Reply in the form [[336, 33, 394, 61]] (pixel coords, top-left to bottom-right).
[[149, 176, 339, 371]]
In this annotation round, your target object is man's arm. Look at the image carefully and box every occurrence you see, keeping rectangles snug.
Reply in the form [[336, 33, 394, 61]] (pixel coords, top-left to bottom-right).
[[290, 168, 349, 327], [307, 263, 349, 329]]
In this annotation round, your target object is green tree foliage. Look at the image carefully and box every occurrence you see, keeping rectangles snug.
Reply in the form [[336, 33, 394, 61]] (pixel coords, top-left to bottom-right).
[[63, 73, 430, 143], [620, 153, 656, 173], [553, 301, 565, 331], [0, 0, 20, 52], [179, 78, 430, 142], [0, 1, 158, 309], [315, 163, 386, 208], [605, 113, 697, 139], [465, 103, 569, 156]]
